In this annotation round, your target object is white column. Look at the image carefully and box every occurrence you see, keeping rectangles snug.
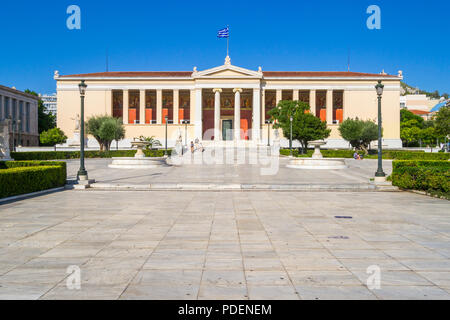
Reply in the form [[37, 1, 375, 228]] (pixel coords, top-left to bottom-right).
[[276, 90, 282, 105], [293, 90, 299, 101], [213, 88, 222, 141], [253, 88, 261, 141], [326, 90, 333, 124], [156, 90, 162, 124], [233, 88, 242, 141], [123, 90, 129, 125], [139, 90, 145, 124], [310, 90, 316, 116], [194, 88, 202, 140], [173, 89, 179, 124]]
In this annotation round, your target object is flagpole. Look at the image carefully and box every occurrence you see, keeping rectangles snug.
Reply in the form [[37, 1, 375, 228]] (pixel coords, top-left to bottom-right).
[[227, 25, 229, 57]]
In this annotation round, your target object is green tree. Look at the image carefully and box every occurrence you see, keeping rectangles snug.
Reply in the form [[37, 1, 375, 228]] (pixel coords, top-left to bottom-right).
[[400, 126, 422, 147], [39, 128, 67, 151], [86, 115, 125, 151], [269, 100, 331, 154], [400, 109, 424, 128], [419, 127, 438, 152], [338, 118, 378, 154], [434, 106, 449, 138], [139, 136, 162, 150], [24, 90, 56, 133]]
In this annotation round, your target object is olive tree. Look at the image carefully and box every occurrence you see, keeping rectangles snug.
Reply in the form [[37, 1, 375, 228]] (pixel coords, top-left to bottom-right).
[[86, 115, 125, 151], [269, 100, 331, 154], [338, 118, 378, 154]]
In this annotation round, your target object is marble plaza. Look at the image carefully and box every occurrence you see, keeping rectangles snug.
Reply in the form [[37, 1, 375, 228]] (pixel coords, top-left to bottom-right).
[[0, 189, 449, 300]]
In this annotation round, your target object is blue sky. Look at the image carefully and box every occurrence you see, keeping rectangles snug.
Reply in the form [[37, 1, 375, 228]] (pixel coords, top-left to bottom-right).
[[0, 0, 449, 94]]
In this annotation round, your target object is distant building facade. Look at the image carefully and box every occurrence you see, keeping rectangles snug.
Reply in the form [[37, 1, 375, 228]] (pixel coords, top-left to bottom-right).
[[39, 93, 57, 121], [0, 85, 39, 148]]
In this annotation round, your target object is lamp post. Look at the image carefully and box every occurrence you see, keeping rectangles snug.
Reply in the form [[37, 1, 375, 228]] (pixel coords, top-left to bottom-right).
[[289, 115, 293, 157], [77, 80, 88, 180], [165, 115, 168, 156], [375, 80, 386, 181], [265, 119, 272, 147]]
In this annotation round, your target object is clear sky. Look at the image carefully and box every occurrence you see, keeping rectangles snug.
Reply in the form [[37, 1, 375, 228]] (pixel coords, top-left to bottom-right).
[[0, 0, 448, 95]]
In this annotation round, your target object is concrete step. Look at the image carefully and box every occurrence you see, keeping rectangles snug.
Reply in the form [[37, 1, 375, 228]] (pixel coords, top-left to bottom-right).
[[83, 182, 399, 192]]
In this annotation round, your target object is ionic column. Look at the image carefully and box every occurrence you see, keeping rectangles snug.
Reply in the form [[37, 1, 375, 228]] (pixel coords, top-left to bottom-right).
[[253, 88, 261, 141], [310, 90, 316, 116], [156, 89, 162, 124], [173, 89, 179, 124], [123, 90, 129, 125], [326, 90, 333, 124], [233, 88, 242, 141], [0, 95, 3, 120], [213, 88, 222, 141], [139, 90, 145, 124], [276, 90, 282, 105], [293, 90, 299, 101], [194, 88, 202, 140]]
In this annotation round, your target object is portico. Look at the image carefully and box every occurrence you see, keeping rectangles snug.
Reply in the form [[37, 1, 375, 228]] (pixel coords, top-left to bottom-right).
[[55, 56, 403, 149]]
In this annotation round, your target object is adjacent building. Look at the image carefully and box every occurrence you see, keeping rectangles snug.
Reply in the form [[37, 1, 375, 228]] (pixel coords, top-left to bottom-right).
[[55, 57, 403, 148], [39, 93, 57, 121], [0, 85, 39, 148]]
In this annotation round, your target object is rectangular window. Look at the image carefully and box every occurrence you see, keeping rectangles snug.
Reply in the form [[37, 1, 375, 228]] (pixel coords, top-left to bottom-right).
[[265, 90, 276, 121], [162, 90, 173, 124], [179, 90, 190, 124], [19, 101, 23, 131], [112, 90, 123, 119], [26, 103, 30, 132], [128, 90, 140, 124], [333, 91, 344, 124], [4, 97, 9, 118], [316, 91, 327, 122], [282, 90, 293, 101], [12, 99, 16, 120], [145, 90, 157, 124]]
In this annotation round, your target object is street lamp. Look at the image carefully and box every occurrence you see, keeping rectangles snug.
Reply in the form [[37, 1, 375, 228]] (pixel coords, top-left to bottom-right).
[[165, 115, 168, 156], [289, 115, 293, 157], [77, 80, 88, 180], [375, 80, 385, 181], [265, 119, 272, 147]]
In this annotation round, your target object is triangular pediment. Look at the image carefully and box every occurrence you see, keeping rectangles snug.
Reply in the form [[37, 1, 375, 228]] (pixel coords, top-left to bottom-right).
[[193, 59, 263, 79]]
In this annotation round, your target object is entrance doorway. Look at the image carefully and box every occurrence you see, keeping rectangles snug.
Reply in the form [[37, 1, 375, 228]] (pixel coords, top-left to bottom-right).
[[222, 119, 233, 140]]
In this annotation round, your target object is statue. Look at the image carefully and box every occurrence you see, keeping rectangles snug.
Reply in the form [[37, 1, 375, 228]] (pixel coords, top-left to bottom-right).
[[173, 129, 183, 156], [0, 120, 12, 160], [71, 114, 81, 131]]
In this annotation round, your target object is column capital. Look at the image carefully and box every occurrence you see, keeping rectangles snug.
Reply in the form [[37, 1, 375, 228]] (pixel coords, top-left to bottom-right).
[[213, 88, 222, 93], [233, 88, 243, 93]]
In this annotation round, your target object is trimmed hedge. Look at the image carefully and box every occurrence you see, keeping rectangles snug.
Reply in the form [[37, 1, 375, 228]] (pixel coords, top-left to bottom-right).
[[0, 161, 67, 199], [390, 160, 450, 195], [10, 150, 172, 161], [280, 149, 450, 160]]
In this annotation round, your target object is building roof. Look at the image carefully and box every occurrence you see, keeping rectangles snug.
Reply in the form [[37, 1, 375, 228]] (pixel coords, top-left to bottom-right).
[[59, 71, 399, 79], [431, 102, 447, 113], [0, 84, 40, 100], [409, 109, 430, 115]]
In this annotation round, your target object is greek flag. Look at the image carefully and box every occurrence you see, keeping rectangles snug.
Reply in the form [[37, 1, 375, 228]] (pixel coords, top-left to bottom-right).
[[217, 27, 229, 38]]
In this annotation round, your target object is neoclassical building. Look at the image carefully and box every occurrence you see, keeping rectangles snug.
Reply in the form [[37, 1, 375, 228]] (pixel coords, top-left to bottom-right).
[[56, 57, 402, 148]]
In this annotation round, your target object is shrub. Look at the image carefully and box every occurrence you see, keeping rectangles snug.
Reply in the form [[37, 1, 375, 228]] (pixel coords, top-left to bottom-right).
[[10, 150, 172, 161], [390, 160, 450, 195], [40, 128, 67, 151], [0, 161, 67, 199]]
